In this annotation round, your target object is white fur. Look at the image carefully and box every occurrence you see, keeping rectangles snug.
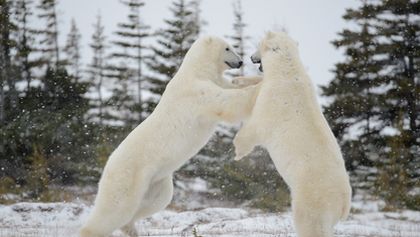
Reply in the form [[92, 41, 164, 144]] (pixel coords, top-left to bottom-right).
[[233, 32, 352, 237], [80, 36, 261, 237]]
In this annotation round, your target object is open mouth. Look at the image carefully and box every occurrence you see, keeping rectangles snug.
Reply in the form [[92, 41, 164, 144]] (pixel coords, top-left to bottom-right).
[[225, 61, 240, 69], [251, 59, 263, 72]]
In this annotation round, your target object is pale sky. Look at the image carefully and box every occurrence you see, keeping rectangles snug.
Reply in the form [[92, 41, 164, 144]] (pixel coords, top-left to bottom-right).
[[55, 0, 360, 97]]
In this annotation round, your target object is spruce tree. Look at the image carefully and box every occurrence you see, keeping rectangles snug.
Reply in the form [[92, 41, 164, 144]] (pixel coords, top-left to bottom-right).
[[27, 67, 91, 185], [0, 0, 12, 157], [0, 0, 43, 191], [189, 0, 206, 37], [37, 0, 60, 67], [373, 0, 419, 144], [12, 0, 37, 90], [106, 62, 137, 127], [0, 0, 18, 157], [227, 0, 249, 76], [0, 0, 18, 109], [372, 0, 419, 208], [322, 0, 419, 207], [64, 19, 82, 81], [321, 3, 382, 190], [146, 0, 201, 111], [88, 13, 107, 126], [1, 0, 99, 194], [111, 0, 149, 124]]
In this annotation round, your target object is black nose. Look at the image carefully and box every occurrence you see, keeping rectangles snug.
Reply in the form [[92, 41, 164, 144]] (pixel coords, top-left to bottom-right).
[[251, 56, 261, 64], [238, 61, 243, 67]]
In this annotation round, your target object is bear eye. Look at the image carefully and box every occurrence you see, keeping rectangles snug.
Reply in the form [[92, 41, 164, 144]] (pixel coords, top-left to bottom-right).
[[225, 47, 230, 51]]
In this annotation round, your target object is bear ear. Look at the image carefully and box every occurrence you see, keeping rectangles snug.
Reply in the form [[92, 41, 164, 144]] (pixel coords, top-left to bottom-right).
[[266, 31, 275, 39], [205, 37, 213, 45]]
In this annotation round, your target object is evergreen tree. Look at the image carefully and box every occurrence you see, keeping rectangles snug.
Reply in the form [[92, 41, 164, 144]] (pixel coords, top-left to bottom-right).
[[12, 0, 37, 90], [373, 0, 420, 209], [190, 0, 206, 36], [227, 0, 249, 76], [373, 0, 419, 144], [321, 3, 382, 190], [37, 0, 60, 67], [25, 67, 91, 185], [0, 0, 44, 192], [64, 19, 82, 81], [0, 0, 16, 155], [106, 62, 138, 127], [322, 0, 419, 208], [111, 0, 149, 124], [1, 65, 93, 195], [88, 13, 107, 126], [146, 0, 201, 111], [1, 0, 97, 192], [0, 0, 17, 109]]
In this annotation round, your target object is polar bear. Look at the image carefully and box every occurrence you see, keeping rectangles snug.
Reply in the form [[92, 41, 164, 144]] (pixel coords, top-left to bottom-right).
[[233, 32, 352, 237], [80, 36, 262, 237]]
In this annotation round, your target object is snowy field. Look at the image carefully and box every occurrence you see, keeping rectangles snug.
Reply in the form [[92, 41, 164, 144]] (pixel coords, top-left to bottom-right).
[[0, 196, 419, 237]]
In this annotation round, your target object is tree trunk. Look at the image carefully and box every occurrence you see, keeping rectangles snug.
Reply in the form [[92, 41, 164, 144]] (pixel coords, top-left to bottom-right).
[[404, 13, 418, 142], [53, 2, 60, 67], [0, 79, 4, 154], [407, 55, 418, 140], [2, 1, 17, 109], [137, 31, 143, 123], [98, 68, 103, 126]]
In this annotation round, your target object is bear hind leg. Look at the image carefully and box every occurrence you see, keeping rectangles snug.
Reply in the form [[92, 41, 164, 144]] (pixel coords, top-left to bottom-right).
[[133, 176, 174, 220], [121, 221, 139, 237], [79, 227, 104, 237], [292, 202, 335, 237], [121, 176, 174, 236], [80, 170, 152, 237]]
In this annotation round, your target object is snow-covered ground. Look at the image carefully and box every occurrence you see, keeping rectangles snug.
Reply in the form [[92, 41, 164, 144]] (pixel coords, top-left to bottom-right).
[[1, 195, 419, 237]]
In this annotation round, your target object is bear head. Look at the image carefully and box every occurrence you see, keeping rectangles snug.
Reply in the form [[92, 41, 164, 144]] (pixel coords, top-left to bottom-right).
[[251, 31, 299, 71], [182, 36, 243, 76]]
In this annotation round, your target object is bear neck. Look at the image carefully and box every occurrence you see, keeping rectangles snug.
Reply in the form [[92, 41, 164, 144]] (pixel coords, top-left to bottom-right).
[[177, 56, 223, 81], [262, 52, 305, 82]]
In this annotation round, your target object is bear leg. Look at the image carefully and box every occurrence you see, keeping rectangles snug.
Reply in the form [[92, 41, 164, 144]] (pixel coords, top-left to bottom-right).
[[121, 221, 138, 237], [120, 176, 173, 237], [292, 200, 335, 237], [80, 170, 152, 237], [132, 176, 174, 221]]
